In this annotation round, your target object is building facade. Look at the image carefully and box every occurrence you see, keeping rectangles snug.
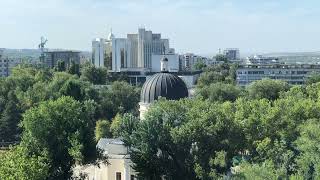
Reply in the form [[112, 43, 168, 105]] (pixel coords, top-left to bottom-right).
[[224, 48, 240, 61], [245, 55, 280, 64], [111, 28, 170, 72], [74, 138, 137, 180], [92, 30, 113, 69], [44, 51, 80, 68], [0, 49, 21, 77], [93, 28, 170, 72], [236, 64, 320, 86]]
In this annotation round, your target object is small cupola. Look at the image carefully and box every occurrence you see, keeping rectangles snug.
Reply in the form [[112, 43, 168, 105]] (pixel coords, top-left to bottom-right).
[[161, 57, 169, 72]]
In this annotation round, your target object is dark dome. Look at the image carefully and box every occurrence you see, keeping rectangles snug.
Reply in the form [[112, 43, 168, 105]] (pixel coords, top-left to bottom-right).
[[141, 73, 188, 103]]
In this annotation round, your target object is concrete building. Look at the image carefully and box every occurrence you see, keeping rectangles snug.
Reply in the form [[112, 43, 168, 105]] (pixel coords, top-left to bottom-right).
[[224, 48, 240, 61], [245, 55, 280, 65], [180, 53, 196, 71], [92, 38, 107, 67], [179, 53, 214, 71], [236, 64, 320, 86], [92, 28, 203, 86], [92, 30, 113, 69], [111, 28, 170, 72], [74, 138, 136, 180], [0, 49, 21, 77], [44, 50, 80, 68]]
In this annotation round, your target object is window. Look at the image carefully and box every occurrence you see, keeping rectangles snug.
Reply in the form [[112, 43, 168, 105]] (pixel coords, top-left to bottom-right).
[[131, 175, 135, 180], [120, 48, 125, 68], [116, 172, 121, 180]]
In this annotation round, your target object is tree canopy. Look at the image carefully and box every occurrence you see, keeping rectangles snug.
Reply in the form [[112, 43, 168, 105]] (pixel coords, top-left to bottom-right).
[[21, 96, 97, 179], [0, 64, 140, 179], [2, 62, 320, 179]]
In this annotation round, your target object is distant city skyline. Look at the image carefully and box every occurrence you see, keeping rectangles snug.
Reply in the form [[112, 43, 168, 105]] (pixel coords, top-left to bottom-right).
[[1, 0, 320, 55]]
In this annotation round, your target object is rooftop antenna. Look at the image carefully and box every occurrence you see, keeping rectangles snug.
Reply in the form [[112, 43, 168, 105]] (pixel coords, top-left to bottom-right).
[[38, 36, 48, 65]]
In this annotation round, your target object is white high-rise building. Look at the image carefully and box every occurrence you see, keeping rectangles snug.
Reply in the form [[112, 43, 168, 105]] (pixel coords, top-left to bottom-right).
[[92, 28, 172, 72], [111, 28, 170, 72], [92, 30, 113, 69]]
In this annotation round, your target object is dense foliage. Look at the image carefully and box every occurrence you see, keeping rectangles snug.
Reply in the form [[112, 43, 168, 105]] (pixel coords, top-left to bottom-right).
[[121, 87, 320, 179], [2, 62, 320, 179], [115, 64, 320, 179], [0, 64, 140, 179]]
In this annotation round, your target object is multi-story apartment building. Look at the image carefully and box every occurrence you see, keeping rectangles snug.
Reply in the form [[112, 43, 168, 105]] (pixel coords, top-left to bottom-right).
[[236, 64, 320, 86], [224, 48, 240, 61], [44, 50, 80, 68], [179, 53, 215, 71], [0, 49, 21, 77], [180, 53, 197, 71]]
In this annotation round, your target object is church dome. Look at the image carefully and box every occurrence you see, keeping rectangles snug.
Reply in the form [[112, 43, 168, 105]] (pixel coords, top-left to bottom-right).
[[140, 72, 188, 104]]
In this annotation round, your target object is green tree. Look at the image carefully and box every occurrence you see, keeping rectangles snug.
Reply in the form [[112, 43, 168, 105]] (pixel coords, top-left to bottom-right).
[[110, 113, 138, 144], [237, 161, 286, 180], [68, 61, 80, 76], [254, 138, 294, 175], [55, 60, 66, 72], [20, 96, 97, 179], [0, 91, 21, 142], [295, 119, 320, 179], [95, 119, 112, 141], [0, 146, 50, 180], [7, 65, 38, 92], [215, 54, 228, 63], [98, 81, 140, 119], [196, 82, 243, 102], [197, 63, 236, 87], [193, 60, 207, 71], [247, 79, 289, 100], [81, 64, 107, 85], [123, 99, 244, 179], [306, 72, 320, 85], [59, 79, 86, 101]]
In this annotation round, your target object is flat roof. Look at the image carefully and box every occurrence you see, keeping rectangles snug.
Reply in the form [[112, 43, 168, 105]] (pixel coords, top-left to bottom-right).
[[45, 50, 81, 53], [238, 64, 320, 69]]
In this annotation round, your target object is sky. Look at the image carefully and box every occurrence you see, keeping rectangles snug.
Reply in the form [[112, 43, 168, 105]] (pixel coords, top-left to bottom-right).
[[1, 0, 320, 55]]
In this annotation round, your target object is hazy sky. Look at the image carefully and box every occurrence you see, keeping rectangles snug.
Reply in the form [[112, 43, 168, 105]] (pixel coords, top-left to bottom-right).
[[1, 0, 320, 55]]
